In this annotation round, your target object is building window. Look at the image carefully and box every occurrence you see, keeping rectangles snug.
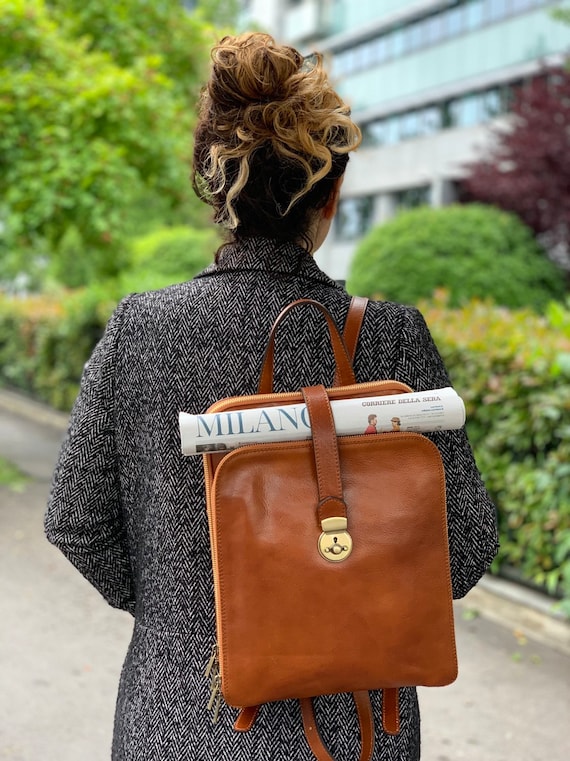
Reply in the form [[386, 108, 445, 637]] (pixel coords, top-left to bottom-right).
[[400, 111, 421, 140], [360, 82, 516, 148], [482, 88, 503, 118], [486, 0, 510, 22], [385, 116, 401, 144], [330, 0, 550, 78], [466, 0, 485, 30], [335, 197, 375, 241], [362, 118, 401, 147], [421, 106, 442, 135], [424, 13, 445, 45], [360, 40, 377, 68], [391, 27, 406, 57], [454, 93, 480, 126], [446, 5, 465, 37], [373, 35, 390, 64], [394, 186, 431, 211], [407, 20, 425, 51], [441, 100, 456, 129], [361, 121, 388, 146]]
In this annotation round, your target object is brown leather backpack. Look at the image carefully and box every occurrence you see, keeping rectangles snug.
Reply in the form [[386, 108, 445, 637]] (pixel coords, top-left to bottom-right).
[[202, 297, 457, 761]]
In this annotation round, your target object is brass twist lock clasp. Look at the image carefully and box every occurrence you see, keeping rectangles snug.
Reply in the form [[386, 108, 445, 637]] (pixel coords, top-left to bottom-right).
[[318, 516, 353, 563]]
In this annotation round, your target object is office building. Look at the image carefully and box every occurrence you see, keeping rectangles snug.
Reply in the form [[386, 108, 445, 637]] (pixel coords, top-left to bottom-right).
[[240, 0, 570, 280]]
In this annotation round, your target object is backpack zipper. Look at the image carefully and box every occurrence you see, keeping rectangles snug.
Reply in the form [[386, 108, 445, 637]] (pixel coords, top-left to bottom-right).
[[205, 642, 222, 723]]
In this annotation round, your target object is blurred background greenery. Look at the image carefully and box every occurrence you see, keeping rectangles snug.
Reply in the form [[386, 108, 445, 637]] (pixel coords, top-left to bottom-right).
[[0, 0, 232, 291], [0, 0, 568, 614]]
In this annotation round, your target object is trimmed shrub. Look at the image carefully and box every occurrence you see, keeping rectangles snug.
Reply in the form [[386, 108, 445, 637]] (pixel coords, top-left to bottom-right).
[[421, 293, 570, 614], [347, 204, 566, 310]]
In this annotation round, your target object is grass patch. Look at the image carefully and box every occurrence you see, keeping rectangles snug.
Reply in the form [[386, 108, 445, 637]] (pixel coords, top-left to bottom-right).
[[0, 457, 29, 492]]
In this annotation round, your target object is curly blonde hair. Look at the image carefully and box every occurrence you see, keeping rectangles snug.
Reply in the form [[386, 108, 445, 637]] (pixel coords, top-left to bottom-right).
[[192, 33, 361, 248]]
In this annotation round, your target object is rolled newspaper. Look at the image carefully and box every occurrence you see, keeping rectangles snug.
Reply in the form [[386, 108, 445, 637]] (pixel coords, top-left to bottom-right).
[[179, 387, 465, 456]]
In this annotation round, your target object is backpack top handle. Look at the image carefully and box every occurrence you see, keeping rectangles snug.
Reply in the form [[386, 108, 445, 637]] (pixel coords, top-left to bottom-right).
[[258, 297, 368, 395]]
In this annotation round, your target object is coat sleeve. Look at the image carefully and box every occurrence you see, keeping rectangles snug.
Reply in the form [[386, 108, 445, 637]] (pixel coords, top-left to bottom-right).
[[45, 297, 136, 614], [394, 306, 499, 599]]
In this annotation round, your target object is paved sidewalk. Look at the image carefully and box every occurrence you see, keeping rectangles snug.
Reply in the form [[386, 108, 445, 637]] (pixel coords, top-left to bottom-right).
[[1, 389, 569, 760]]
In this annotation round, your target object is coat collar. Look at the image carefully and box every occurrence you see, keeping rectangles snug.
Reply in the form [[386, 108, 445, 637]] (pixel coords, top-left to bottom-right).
[[195, 237, 341, 289]]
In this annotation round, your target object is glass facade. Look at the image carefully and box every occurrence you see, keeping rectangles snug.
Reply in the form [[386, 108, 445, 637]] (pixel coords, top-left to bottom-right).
[[331, 0, 553, 79], [360, 82, 515, 146], [334, 186, 434, 241], [335, 197, 375, 241], [394, 186, 432, 211], [328, 1, 567, 112], [331, 0, 418, 35]]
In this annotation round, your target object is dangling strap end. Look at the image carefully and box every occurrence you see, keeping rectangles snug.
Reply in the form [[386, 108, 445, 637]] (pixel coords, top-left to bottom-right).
[[382, 688, 400, 736], [234, 705, 261, 732]]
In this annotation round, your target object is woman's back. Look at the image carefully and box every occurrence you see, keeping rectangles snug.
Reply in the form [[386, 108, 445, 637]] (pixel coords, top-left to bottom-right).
[[45, 33, 498, 761]]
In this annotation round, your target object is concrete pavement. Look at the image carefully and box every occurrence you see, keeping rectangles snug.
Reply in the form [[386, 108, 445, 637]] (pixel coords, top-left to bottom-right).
[[1, 388, 569, 760]]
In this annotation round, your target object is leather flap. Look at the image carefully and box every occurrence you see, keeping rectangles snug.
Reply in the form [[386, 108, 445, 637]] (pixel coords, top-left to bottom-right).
[[208, 430, 457, 708]]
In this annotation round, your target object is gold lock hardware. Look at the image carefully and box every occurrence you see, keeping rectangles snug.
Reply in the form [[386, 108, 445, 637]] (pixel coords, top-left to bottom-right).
[[318, 516, 353, 563]]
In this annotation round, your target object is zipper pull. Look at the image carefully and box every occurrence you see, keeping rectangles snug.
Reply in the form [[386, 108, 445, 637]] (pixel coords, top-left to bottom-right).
[[205, 643, 223, 723], [207, 674, 222, 711], [211, 691, 222, 724], [205, 643, 219, 679]]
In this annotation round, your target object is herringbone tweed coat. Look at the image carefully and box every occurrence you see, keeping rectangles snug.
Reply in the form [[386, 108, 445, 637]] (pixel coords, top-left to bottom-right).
[[46, 237, 499, 761]]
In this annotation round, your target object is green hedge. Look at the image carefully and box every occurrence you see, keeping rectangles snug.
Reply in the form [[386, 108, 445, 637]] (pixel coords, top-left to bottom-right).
[[1, 288, 569, 614], [420, 293, 570, 614], [347, 204, 566, 310], [0, 287, 119, 410], [0, 225, 219, 408]]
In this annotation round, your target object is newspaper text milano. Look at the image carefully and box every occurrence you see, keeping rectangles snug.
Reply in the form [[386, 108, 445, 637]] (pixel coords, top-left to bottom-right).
[[195, 408, 311, 438]]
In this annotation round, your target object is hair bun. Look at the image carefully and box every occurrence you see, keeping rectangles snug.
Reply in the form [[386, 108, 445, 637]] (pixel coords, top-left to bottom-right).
[[209, 33, 303, 107], [193, 32, 361, 236]]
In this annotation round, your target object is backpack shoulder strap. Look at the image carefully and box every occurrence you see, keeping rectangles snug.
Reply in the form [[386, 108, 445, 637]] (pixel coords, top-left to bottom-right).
[[343, 296, 369, 361], [332, 295, 368, 387], [300, 691, 375, 761]]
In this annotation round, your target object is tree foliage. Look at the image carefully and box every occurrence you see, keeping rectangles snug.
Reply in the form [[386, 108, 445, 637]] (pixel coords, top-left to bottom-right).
[[0, 0, 219, 286], [552, 5, 570, 29], [45, 0, 214, 98], [461, 67, 570, 258], [192, 0, 240, 29], [347, 204, 565, 310]]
